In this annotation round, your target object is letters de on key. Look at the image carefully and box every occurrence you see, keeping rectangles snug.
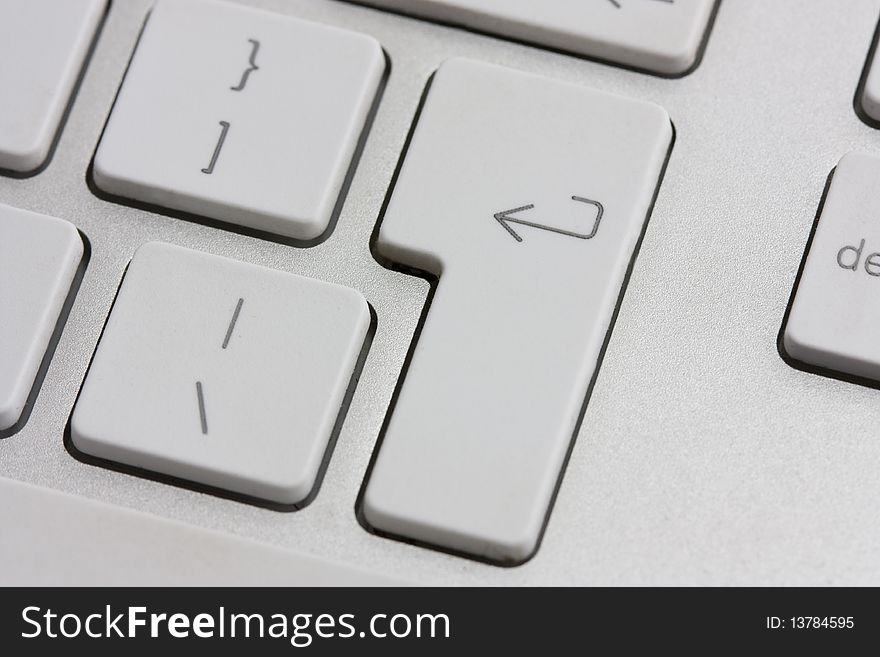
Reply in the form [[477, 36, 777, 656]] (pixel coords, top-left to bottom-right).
[[836, 239, 880, 276]]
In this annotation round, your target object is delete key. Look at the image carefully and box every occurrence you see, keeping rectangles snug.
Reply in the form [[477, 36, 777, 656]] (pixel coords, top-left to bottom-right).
[[785, 152, 880, 381]]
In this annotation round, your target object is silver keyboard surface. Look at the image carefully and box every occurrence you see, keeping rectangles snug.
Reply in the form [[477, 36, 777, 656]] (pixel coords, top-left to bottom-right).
[[3, 0, 880, 585]]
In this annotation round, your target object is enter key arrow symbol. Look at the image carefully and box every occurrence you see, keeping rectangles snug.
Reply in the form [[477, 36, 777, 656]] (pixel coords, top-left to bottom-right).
[[494, 196, 604, 243]]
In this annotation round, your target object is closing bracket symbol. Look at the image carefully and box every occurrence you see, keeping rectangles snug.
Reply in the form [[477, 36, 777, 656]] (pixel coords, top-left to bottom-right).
[[201, 121, 230, 175]]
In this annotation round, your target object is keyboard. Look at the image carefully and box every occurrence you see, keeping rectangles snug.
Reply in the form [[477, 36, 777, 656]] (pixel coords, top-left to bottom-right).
[[2, 0, 880, 585]]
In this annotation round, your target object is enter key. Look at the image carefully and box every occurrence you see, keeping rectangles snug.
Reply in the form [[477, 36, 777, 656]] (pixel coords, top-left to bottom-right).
[[362, 58, 673, 564]]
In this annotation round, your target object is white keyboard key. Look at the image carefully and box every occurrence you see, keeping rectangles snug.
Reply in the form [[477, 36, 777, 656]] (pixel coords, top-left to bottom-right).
[[0, 0, 106, 173], [93, 0, 384, 240], [784, 152, 880, 381], [351, 0, 716, 75], [362, 59, 672, 562], [70, 242, 370, 505], [0, 204, 83, 433]]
